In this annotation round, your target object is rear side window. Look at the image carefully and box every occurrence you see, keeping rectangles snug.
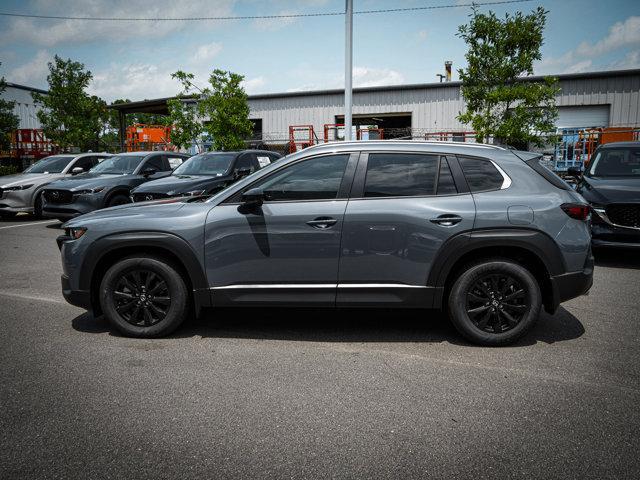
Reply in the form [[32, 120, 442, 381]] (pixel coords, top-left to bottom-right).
[[459, 157, 504, 192], [145, 155, 167, 171], [364, 153, 438, 197], [525, 156, 571, 190]]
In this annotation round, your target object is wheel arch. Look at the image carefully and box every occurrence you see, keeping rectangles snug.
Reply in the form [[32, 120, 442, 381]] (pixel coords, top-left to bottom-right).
[[104, 187, 133, 206], [80, 232, 210, 316], [429, 229, 566, 314]]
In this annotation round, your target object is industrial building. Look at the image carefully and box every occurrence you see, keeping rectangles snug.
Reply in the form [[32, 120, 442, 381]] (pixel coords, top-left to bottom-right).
[[2, 82, 45, 129]]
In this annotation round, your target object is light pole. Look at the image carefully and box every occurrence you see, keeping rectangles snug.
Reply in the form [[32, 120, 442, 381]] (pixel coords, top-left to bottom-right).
[[344, 0, 353, 141]]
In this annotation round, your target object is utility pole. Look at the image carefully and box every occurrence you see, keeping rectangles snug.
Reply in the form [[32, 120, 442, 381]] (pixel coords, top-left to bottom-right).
[[344, 0, 353, 141]]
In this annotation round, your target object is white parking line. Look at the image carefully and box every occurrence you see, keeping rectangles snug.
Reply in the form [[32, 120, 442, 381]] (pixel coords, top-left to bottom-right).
[[0, 220, 58, 230]]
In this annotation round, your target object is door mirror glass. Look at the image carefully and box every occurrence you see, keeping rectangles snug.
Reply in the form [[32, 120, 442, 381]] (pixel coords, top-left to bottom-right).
[[71, 167, 84, 175]]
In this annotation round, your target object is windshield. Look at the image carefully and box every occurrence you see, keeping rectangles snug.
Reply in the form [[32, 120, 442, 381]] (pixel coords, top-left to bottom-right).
[[90, 155, 145, 175], [588, 148, 640, 177], [173, 153, 235, 176], [24, 155, 74, 174]]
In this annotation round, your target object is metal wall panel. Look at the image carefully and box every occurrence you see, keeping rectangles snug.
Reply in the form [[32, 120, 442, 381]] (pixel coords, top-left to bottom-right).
[[248, 72, 640, 136], [1, 86, 43, 129]]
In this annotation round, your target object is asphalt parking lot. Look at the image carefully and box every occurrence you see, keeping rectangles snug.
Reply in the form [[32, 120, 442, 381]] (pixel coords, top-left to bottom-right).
[[1, 216, 639, 479]]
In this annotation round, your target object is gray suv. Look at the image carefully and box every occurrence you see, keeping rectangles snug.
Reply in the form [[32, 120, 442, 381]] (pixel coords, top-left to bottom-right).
[[57, 141, 594, 346]]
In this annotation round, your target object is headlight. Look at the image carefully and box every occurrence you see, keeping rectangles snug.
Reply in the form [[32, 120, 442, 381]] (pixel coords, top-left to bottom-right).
[[66, 227, 87, 239], [75, 187, 105, 195], [183, 190, 207, 196], [3, 184, 33, 191]]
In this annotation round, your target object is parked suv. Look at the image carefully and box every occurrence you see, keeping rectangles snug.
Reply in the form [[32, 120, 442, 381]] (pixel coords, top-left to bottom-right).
[[57, 141, 593, 346], [569, 141, 640, 248], [0, 153, 111, 218], [131, 150, 281, 202], [41, 151, 190, 220]]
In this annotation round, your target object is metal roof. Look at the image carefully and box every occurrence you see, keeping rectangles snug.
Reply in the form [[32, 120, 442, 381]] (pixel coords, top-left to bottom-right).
[[4, 82, 48, 95]]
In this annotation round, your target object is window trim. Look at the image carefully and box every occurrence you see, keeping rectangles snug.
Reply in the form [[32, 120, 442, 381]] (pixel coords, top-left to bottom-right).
[[221, 151, 359, 205], [350, 151, 467, 200], [456, 154, 512, 193]]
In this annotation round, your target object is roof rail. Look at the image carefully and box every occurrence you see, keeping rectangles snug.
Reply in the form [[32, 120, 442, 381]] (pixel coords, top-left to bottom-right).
[[309, 140, 507, 150]]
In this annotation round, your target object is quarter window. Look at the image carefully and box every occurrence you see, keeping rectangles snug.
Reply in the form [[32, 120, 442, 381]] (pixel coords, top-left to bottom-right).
[[364, 153, 438, 197], [459, 157, 504, 192], [252, 154, 349, 201]]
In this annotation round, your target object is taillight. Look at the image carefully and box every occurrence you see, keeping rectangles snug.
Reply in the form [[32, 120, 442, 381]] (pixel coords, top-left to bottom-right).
[[561, 203, 591, 221]]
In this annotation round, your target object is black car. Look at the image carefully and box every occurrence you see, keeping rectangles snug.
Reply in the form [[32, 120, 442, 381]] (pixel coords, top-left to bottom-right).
[[41, 151, 190, 220], [570, 141, 640, 248], [130, 150, 282, 202]]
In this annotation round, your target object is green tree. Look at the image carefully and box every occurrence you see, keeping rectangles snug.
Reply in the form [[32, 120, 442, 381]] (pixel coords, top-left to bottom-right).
[[169, 69, 253, 151], [457, 6, 559, 148], [0, 67, 20, 151], [32, 55, 109, 151]]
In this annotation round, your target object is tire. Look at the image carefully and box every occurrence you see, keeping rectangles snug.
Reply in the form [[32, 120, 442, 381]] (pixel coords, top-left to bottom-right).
[[107, 194, 130, 208], [99, 256, 190, 338], [33, 192, 43, 218], [447, 259, 541, 346]]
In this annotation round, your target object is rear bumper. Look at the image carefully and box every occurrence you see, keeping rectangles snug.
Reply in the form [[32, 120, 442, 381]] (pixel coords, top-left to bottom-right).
[[61, 274, 91, 310], [548, 253, 594, 312]]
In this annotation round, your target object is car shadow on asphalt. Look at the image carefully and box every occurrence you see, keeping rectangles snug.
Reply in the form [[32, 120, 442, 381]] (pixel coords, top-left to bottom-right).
[[71, 305, 584, 347], [594, 248, 640, 269]]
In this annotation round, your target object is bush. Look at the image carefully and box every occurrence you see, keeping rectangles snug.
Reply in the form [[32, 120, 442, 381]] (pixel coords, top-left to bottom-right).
[[0, 165, 18, 176]]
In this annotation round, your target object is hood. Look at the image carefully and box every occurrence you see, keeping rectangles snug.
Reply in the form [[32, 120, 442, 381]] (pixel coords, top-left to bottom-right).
[[46, 173, 132, 191], [64, 197, 188, 226], [133, 174, 227, 194], [0, 172, 59, 188], [577, 176, 640, 204]]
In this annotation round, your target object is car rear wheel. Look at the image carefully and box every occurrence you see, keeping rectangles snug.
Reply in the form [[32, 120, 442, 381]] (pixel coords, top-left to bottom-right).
[[107, 194, 130, 208], [99, 256, 190, 338], [448, 260, 541, 346]]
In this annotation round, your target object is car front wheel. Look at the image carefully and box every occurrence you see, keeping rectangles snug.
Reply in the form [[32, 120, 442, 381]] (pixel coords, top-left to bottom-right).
[[448, 260, 541, 346], [99, 256, 190, 338]]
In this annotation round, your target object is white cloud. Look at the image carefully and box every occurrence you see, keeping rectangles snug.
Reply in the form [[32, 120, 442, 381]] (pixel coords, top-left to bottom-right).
[[537, 15, 640, 75], [418, 30, 428, 40], [353, 67, 405, 88], [608, 50, 640, 70], [191, 42, 223, 62], [576, 16, 640, 57], [242, 76, 266, 94], [87, 62, 183, 101], [8, 50, 52, 86], [252, 10, 296, 31], [0, 0, 236, 46]]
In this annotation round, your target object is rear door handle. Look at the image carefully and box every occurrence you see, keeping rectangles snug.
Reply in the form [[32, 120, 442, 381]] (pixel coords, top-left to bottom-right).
[[306, 217, 338, 229], [429, 214, 463, 227]]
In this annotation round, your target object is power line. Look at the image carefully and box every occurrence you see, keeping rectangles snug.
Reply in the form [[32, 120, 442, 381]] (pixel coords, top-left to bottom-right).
[[0, 1, 534, 22]]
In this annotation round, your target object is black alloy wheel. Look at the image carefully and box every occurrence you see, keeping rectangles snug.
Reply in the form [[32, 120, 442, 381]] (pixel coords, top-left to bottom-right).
[[465, 273, 528, 334], [112, 269, 171, 327]]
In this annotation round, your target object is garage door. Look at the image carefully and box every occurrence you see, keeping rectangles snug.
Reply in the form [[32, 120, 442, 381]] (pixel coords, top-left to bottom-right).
[[556, 105, 610, 128]]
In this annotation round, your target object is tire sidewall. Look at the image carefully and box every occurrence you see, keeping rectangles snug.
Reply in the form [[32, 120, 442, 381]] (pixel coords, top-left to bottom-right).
[[99, 257, 189, 338], [107, 194, 130, 208], [448, 261, 541, 346]]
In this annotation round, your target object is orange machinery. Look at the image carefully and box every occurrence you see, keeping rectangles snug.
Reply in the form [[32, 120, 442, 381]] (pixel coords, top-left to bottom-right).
[[125, 124, 172, 152]]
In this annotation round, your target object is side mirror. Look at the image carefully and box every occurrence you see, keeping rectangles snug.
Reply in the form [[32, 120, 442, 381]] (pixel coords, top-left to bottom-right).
[[141, 167, 157, 177], [234, 167, 252, 179], [71, 167, 84, 175], [567, 166, 582, 179], [241, 187, 264, 207]]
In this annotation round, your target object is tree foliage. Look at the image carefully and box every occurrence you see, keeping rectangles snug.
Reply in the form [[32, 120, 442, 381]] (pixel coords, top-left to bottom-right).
[[169, 69, 253, 151], [0, 67, 20, 151], [457, 7, 559, 147], [32, 55, 109, 151]]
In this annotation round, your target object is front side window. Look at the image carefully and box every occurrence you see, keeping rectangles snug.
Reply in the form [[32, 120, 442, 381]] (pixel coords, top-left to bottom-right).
[[174, 153, 236, 176], [459, 157, 504, 192], [252, 154, 349, 201], [144, 155, 167, 172], [24, 155, 74, 174], [587, 148, 640, 177], [234, 154, 259, 173], [72, 156, 95, 172], [364, 153, 438, 197], [90, 155, 146, 175]]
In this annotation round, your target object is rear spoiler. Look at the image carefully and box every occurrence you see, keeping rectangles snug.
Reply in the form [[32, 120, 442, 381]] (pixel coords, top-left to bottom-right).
[[510, 150, 543, 162]]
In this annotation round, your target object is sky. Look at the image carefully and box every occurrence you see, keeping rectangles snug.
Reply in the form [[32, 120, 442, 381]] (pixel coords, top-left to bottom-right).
[[0, 0, 639, 102]]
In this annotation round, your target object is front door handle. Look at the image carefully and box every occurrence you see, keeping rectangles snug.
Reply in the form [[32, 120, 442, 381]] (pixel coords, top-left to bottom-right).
[[430, 214, 463, 227], [306, 217, 338, 229]]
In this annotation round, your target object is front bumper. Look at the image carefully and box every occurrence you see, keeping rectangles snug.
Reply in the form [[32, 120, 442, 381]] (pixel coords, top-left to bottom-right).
[[548, 252, 594, 312], [0, 190, 33, 213], [61, 274, 91, 310], [43, 194, 104, 219], [590, 207, 640, 248]]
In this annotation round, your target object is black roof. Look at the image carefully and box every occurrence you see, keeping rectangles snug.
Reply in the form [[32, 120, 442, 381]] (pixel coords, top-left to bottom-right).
[[5, 82, 48, 95]]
